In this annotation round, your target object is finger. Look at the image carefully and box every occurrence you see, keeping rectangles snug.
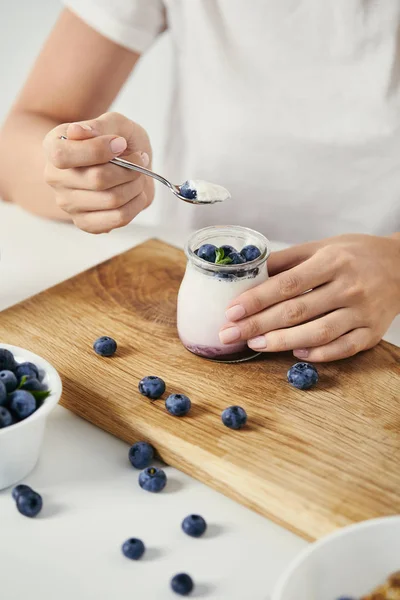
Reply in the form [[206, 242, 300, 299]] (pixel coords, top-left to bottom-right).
[[246, 308, 357, 352], [72, 191, 148, 234], [293, 328, 374, 363], [45, 152, 147, 191], [55, 175, 145, 213], [226, 252, 334, 319], [45, 134, 129, 169], [65, 122, 101, 140], [267, 243, 316, 277], [221, 282, 341, 342]]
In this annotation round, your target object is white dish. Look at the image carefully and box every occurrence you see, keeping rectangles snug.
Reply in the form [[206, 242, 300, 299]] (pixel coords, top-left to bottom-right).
[[272, 516, 400, 600], [0, 343, 62, 490]]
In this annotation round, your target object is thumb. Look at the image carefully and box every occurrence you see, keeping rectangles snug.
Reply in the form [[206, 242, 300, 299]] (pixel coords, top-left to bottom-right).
[[66, 121, 101, 141], [267, 244, 315, 276]]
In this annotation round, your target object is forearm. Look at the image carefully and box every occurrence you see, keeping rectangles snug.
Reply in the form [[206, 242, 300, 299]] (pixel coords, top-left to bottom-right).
[[0, 110, 70, 220]]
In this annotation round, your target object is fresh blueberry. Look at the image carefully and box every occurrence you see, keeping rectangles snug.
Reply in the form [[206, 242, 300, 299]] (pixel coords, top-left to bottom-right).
[[179, 181, 197, 200], [0, 370, 18, 393], [0, 349, 16, 372], [15, 362, 39, 381], [12, 484, 33, 501], [93, 336, 117, 357], [138, 467, 167, 493], [0, 381, 7, 407], [121, 538, 145, 560], [171, 573, 194, 596], [129, 441, 155, 469], [0, 407, 13, 428], [227, 251, 246, 265], [220, 244, 237, 257], [138, 376, 166, 400], [182, 514, 207, 538], [9, 390, 37, 421], [197, 244, 217, 263], [16, 489, 43, 517], [165, 394, 191, 417], [221, 406, 247, 430], [241, 245, 261, 262], [20, 378, 48, 392], [287, 362, 319, 390]]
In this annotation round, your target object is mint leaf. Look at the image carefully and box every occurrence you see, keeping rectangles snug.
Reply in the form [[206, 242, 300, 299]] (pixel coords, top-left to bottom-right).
[[31, 390, 51, 402], [215, 247, 233, 265], [217, 257, 233, 265], [215, 247, 224, 263], [17, 375, 28, 389]]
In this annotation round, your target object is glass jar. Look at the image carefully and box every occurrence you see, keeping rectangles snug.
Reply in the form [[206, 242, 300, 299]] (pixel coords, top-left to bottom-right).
[[177, 225, 271, 362]]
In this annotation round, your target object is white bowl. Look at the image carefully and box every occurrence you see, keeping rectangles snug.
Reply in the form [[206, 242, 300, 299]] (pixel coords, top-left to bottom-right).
[[0, 343, 62, 490], [272, 516, 400, 600]]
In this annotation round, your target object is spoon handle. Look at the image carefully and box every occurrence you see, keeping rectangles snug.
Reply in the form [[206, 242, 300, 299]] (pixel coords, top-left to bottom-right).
[[110, 156, 174, 190]]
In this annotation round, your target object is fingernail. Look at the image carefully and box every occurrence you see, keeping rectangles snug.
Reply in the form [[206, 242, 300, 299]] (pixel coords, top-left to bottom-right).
[[76, 123, 92, 131], [248, 336, 267, 349], [293, 349, 309, 358], [110, 137, 127, 154], [219, 326, 241, 344], [225, 305, 246, 321], [140, 152, 150, 167]]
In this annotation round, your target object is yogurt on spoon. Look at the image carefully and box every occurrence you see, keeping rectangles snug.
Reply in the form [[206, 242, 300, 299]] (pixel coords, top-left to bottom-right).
[[179, 179, 231, 203]]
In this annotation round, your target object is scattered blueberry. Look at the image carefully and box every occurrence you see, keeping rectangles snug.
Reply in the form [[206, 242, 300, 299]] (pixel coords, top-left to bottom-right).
[[15, 362, 39, 381], [20, 378, 48, 392], [138, 376, 166, 400], [93, 336, 117, 357], [0, 381, 7, 406], [197, 244, 217, 263], [171, 573, 194, 596], [129, 441, 155, 469], [182, 514, 207, 538], [165, 394, 191, 417], [221, 406, 247, 430], [0, 348, 16, 372], [121, 538, 146, 560], [139, 467, 167, 493], [0, 370, 18, 393], [0, 407, 13, 428], [287, 362, 319, 390], [12, 484, 33, 501], [9, 390, 37, 421], [16, 489, 43, 518], [241, 245, 261, 262], [220, 245, 237, 257], [227, 251, 246, 265], [179, 181, 197, 200]]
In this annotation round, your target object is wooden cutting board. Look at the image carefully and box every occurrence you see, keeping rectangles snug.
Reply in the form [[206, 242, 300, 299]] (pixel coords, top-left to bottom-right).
[[1, 239, 400, 541]]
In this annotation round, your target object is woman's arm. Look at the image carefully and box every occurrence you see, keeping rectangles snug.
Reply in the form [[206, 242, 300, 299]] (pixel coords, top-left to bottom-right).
[[0, 8, 140, 219]]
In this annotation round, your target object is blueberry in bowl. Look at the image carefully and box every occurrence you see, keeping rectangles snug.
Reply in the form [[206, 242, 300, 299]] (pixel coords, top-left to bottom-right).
[[0, 344, 62, 490]]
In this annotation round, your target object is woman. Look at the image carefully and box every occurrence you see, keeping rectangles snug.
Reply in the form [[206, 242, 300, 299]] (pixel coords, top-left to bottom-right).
[[0, 1, 399, 362]]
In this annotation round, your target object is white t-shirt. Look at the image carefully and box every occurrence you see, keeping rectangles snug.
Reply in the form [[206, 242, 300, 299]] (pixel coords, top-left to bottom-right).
[[65, 0, 400, 243]]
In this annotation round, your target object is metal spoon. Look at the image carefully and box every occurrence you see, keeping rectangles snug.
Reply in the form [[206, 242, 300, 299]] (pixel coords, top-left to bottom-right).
[[60, 135, 224, 205]]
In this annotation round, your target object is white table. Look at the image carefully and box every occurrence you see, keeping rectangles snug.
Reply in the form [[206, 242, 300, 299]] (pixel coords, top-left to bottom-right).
[[1, 202, 399, 600]]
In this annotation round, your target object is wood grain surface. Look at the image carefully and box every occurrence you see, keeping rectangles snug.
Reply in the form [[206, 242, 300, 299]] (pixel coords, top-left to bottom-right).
[[1, 239, 400, 541]]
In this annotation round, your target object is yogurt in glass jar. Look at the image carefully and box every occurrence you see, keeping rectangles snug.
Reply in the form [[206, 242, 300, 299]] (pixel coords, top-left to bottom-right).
[[177, 225, 271, 362]]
